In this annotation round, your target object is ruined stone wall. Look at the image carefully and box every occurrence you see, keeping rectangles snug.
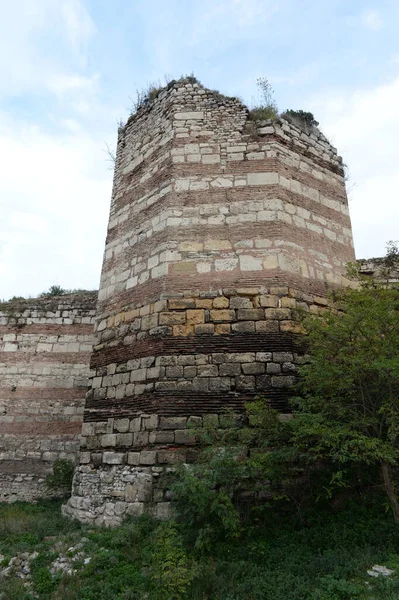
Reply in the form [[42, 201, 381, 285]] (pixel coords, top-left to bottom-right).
[[64, 80, 355, 525], [0, 292, 97, 501], [358, 258, 399, 284]]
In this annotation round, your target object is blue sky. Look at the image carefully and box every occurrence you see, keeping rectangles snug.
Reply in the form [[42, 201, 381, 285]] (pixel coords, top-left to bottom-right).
[[1, 0, 398, 299]]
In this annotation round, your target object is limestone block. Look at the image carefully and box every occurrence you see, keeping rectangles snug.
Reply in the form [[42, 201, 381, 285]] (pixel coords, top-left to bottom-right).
[[174, 111, 204, 120], [271, 376, 296, 388], [213, 297, 229, 308], [204, 239, 232, 251], [101, 434, 116, 447], [186, 310, 205, 325], [140, 450, 157, 465], [116, 433, 133, 446], [103, 452, 125, 465], [215, 258, 238, 271], [247, 172, 278, 185], [239, 256, 263, 271], [210, 309, 235, 322], [262, 255, 278, 270], [195, 323, 215, 335], [127, 452, 140, 465], [159, 417, 187, 430]]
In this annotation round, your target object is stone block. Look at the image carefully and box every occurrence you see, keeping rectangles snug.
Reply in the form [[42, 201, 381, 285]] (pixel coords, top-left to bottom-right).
[[116, 433, 133, 447], [126, 503, 145, 517], [174, 430, 196, 444], [103, 452, 125, 465], [242, 363, 265, 375], [210, 309, 235, 322], [239, 256, 263, 271], [232, 321, 255, 333], [192, 377, 209, 392], [168, 298, 195, 310], [127, 452, 140, 465], [166, 365, 184, 378], [256, 375, 272, 390], [114, 418, 130, 433], [219, 363, 241, 376], [82, 423, 95, 436], [140, 450, 157, 465], [143, 415, 159, 429], [271, 376, 296, 388], [209, 377, 231, 392], [149, 431, 175, 444], [133, 431, 149, 446], [215, 258, 238, 271], [262, 255, 279, 269], [259, 294, 278, 308], [157, 450, 185, 464], [195, 323, 215, 335], [197, 364, 218, 377], [204, 239, 232, 250], [230, 296, 253, 309], [213, 296, 229, 308], [130, 368, 147, 382], [247, 172, 278, 185], [215, 324, 231, 334], [159, 312, 186, 325], [129, 418, 141, 432], [101, 434, 116, 448], [235, 376, 256, 391], [174, 111, 204, 120], [280, 321, 305, 334], [184, 366, 197, 378], [256, 320, 279, 333], [267, 363, 281, 374], [186, 309, 205, 324], [237, 308, 264, 321], [265, 308, 291, 320], [159, 417, 187, 430]]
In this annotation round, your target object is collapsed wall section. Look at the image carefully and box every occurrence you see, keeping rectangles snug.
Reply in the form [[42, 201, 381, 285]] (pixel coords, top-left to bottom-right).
[[0, 292, 97, 501], [65, 81, 355, 525]]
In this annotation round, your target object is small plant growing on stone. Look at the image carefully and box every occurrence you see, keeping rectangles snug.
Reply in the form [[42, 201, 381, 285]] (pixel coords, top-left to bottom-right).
[[249, 77, 278, 121], [45, 459, 75, 498], [40, 285, 68, 297]]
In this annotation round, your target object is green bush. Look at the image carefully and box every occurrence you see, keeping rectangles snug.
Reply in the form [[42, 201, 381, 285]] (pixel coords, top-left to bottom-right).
[[45, 459, 75, 497], [249, 77, 278, 121]]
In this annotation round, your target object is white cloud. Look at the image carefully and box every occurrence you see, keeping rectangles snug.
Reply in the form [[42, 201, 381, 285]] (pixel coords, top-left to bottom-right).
[[361, 9, 383, 30], [0, 117, 112, 300], [61, 0, 96, 57], [309, 77, 399, 259], [0, 0, 95, 99]]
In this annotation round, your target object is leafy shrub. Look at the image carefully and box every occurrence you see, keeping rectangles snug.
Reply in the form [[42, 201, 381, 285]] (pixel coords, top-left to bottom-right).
[[148, 521, 196, 599], [249, 77, 278, 121], [45, 459, 75, 497], [40, 285, 68, 297], [281, 109, 319, 131]]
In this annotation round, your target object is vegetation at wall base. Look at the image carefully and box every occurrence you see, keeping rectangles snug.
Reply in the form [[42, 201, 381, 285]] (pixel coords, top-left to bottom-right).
[[1, 497, 399, 599]]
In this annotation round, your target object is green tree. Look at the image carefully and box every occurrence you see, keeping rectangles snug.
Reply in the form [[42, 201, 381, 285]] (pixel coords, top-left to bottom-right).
[[291, 270, 399, 520]]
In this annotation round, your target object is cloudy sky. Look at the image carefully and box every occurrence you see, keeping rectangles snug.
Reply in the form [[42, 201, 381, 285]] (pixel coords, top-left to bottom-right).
[[1, 0, 398, 300]]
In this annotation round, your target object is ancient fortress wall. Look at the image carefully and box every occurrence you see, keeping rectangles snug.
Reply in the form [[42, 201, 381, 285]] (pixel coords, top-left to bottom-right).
[[0, 292, 97, 501], [64, 80, 355, 525]]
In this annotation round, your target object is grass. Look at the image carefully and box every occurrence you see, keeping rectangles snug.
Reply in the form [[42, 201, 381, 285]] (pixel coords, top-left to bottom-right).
[[1, 496, 399, 599]]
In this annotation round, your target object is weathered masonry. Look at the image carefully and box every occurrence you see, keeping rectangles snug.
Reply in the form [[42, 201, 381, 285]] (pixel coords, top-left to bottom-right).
[[62, 80, 355, 525], [0, 293, 96, 502]]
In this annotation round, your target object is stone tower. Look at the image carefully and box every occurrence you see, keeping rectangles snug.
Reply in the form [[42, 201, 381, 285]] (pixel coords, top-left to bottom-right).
[[64, 79, 355, 525]]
